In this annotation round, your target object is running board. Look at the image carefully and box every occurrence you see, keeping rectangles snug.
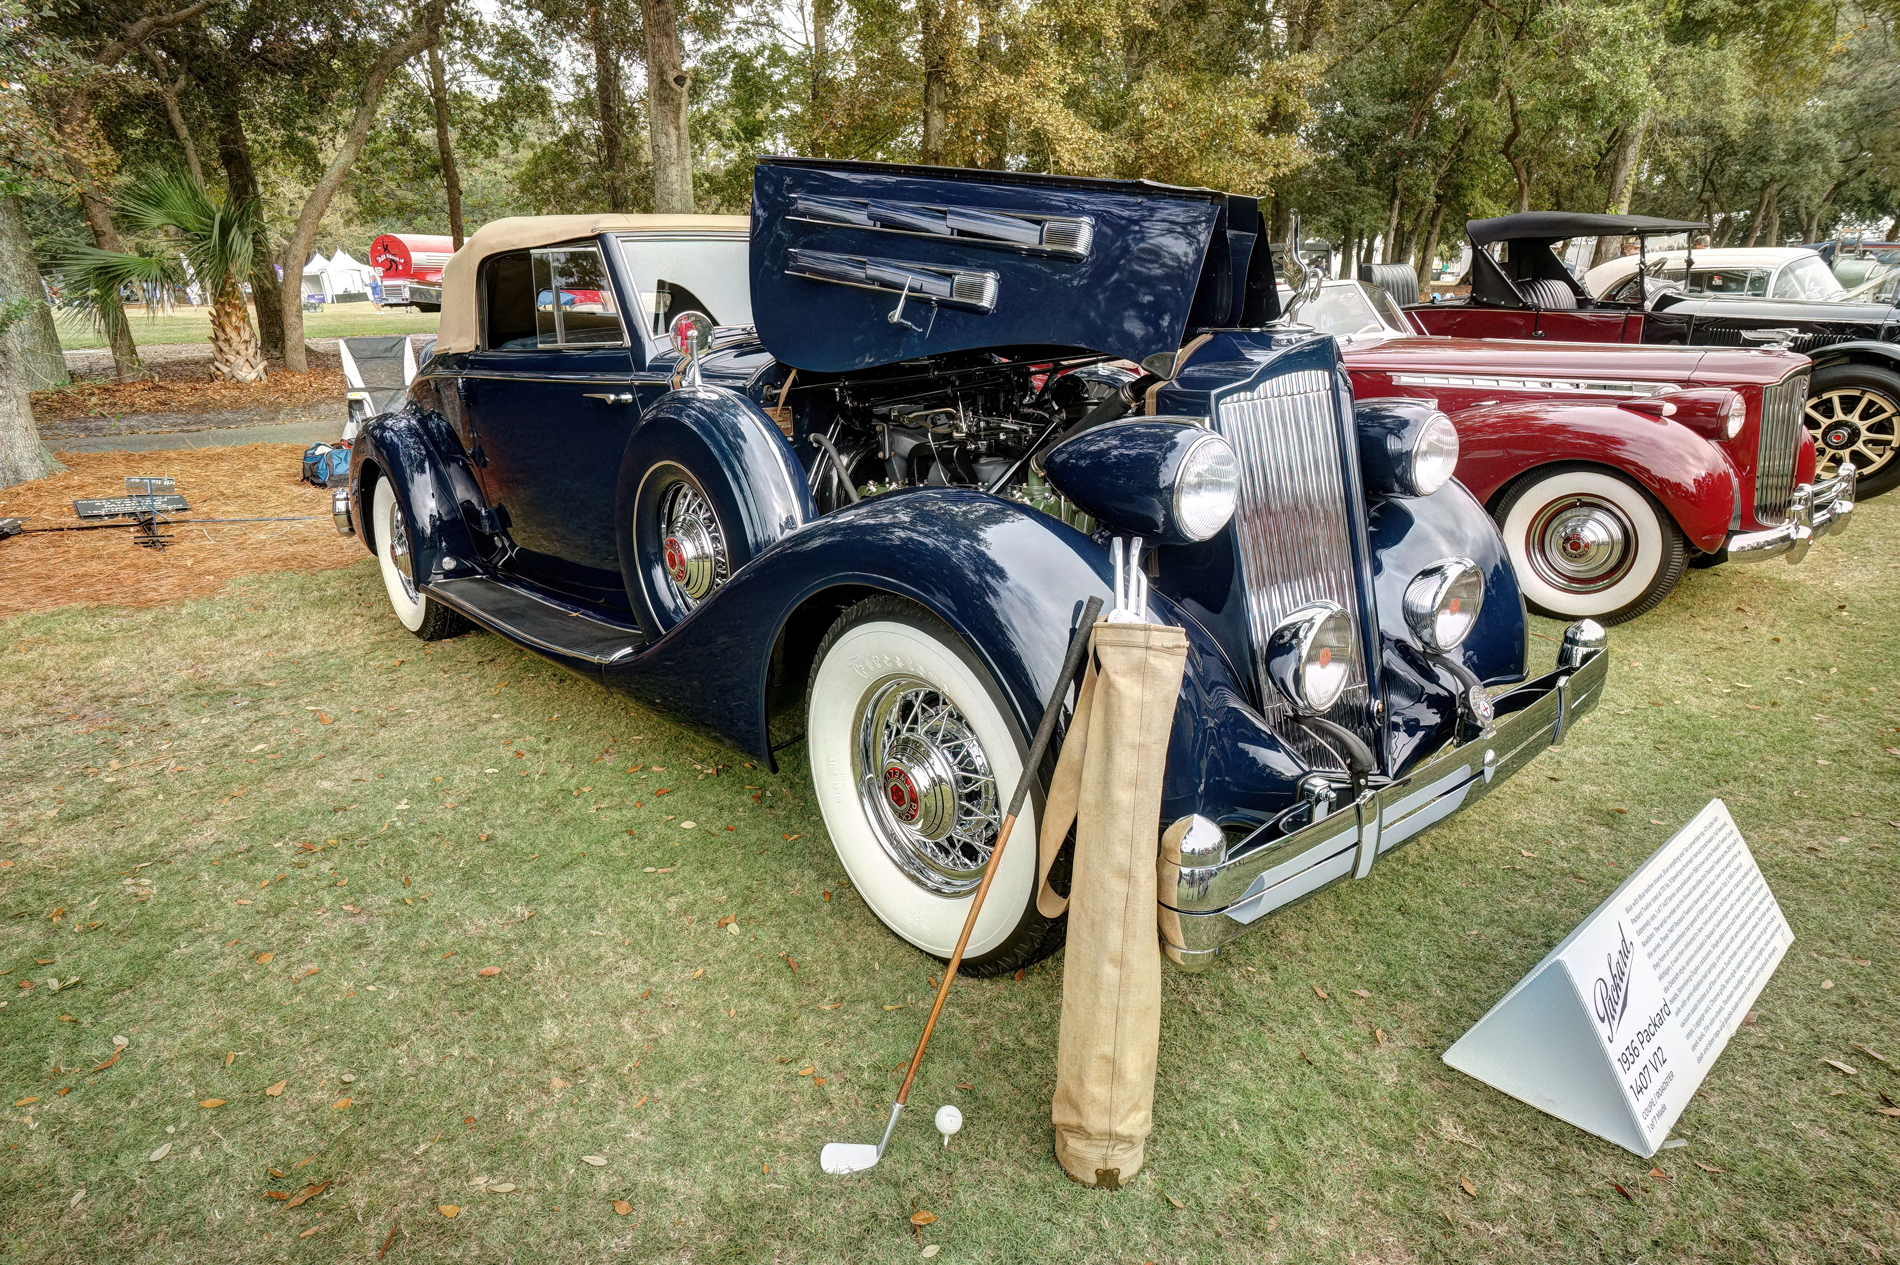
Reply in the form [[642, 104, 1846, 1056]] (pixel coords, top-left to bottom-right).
[[428, 576, 648, 666]]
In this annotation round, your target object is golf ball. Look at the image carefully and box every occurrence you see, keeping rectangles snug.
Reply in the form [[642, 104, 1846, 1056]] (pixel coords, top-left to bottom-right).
[[935, 1104, 963, 1136]]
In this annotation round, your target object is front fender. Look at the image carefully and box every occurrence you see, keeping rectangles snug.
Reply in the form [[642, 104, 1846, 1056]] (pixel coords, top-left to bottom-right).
[[1809, 338, 1900, 373], [1449, 400, 1738, 552], [350, 407, 485, 582]]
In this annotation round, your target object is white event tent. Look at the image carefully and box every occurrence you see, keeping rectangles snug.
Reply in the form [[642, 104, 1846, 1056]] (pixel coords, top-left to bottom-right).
[[300, 249, 376, 303]]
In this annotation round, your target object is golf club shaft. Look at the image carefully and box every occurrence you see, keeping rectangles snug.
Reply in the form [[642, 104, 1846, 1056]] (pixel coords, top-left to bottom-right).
[[893, 594, 1104, 1110]]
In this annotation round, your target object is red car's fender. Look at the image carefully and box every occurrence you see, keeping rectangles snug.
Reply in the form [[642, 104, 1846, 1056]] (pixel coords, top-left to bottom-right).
[[1447, 400, 1738, 553]]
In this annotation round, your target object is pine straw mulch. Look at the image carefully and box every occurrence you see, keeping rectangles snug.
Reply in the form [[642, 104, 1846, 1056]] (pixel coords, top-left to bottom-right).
[[30, 368, 346, 422], [0, 445, 365, 621]]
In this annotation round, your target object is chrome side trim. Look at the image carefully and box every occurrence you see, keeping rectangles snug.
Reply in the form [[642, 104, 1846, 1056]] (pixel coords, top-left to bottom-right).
[[1159, 631, 1610, 970], [784, 249, 1000, 313], [1390, 372, 1671, 397], [1727, 463, 1855, 563], [1211, 368, 1377, 768], [790, 195, 1095, 259], [1755, 370, 1809, 522]]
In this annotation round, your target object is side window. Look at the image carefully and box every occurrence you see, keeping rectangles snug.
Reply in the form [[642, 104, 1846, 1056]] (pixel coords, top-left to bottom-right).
[[1770, 267, 1801, 299], [531, 246, 626, 347], [484, 252, 538, 349]]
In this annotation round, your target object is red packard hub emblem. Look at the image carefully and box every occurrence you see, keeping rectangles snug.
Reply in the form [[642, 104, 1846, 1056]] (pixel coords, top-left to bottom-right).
[[663, 537, 688, 584], [883, 765, 921, 823], [1822, 421, 1858, 450]]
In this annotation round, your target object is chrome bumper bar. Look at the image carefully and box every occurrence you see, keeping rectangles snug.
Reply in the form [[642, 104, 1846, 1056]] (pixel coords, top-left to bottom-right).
[[1159, 622, 1611, 970], [1728, 464, 1855, 564]]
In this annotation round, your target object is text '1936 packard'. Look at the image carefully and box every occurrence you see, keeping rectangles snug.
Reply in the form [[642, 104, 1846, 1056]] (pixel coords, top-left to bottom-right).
[[337, 159, 1610, 973]]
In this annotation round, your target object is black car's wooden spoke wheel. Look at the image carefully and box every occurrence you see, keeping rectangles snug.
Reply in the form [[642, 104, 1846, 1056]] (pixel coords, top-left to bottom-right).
[[1805, 364, 1900, 498]]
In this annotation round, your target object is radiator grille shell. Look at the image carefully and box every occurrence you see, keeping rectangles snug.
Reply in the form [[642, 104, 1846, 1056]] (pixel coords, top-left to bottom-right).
[[1754, 370, 1809, 522]]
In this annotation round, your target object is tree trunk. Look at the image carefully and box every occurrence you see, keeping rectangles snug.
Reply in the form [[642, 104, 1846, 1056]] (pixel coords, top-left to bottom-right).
[[809, 0, 836, 157], [0, 194, 69, 391], [1760, 186, 1779, 247], [1501, 87, 1531, 213], [218, 101, 284, 358], [0, 334, 63, 489], [141, 46, 204, 184], [641, 0, 695, 213], [918, 0, 952, 165], [975, 0, 1005, 169], [1417, 199, 1448, 290], [60, 158, 143, 381], [1381, 185, 1402, 263], [1589, 114, 1650, 267], [207, 275, 266, 382], [278, 11, 440, 373], [589, 4, 630, 213], [427, 43, 465, 247]]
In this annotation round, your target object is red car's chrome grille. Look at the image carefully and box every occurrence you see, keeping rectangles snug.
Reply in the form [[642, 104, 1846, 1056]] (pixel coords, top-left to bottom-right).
[[1755, 370, 1808, 522], [1212, 368, 1377, 771]]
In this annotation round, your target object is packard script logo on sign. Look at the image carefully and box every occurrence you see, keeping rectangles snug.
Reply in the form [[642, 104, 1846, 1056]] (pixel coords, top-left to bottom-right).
[[1593, 925, 1634, 1042], [1562, 910, 1686, 1139]]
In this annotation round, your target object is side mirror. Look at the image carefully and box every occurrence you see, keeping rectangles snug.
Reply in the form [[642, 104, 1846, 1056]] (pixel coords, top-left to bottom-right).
[[670, 311, 713, 388]]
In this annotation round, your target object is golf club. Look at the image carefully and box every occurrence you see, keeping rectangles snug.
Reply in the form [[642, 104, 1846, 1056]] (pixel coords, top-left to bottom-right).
[[820, 593, 1105, 1175]]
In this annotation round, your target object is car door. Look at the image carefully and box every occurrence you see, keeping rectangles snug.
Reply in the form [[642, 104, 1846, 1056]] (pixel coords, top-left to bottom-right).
[[460, 242, 639, 604], [1534, 308, 1632, 343]]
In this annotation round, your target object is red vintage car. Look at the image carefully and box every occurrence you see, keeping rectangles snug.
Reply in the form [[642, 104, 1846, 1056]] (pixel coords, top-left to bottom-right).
[[1289, 277, 1855, 623]]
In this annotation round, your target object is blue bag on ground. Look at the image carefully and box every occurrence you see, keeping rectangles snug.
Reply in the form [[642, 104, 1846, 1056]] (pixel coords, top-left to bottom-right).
[[301, 443, 351, 487]]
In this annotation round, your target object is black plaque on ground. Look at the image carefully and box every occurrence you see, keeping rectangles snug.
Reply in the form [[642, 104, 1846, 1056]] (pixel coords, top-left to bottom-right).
[[74, 495, 190, 519], [124, 476, 177, 496]]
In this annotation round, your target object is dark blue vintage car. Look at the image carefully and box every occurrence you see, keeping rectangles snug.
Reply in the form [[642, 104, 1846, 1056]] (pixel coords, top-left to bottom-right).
[[337, 159, 1610, 975]]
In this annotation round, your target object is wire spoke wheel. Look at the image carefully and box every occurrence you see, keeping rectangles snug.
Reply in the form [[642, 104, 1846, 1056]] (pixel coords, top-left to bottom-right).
[[657, 479, 728, 610], [854, 677, 1001, 895]]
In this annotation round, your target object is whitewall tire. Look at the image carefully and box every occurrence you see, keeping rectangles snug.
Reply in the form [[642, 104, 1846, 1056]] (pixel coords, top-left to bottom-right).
[[806, 596, 1061, 975], [372, 477, 468, 641], [1494, 466, 1686, 625]]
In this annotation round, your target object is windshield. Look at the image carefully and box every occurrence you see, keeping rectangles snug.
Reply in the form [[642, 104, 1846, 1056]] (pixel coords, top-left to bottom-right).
[[1771, 255, 1847, 301], [1842, 262, 1900, 303], [1289, 283, 1411, 339]]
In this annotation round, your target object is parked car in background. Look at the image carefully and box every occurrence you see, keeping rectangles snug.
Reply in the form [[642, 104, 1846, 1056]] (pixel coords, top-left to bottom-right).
[[1270, 277, 1852, 622], [337, 159, 1610, 975], [1584, 248, 1846, 303], [1407, 212, 1900, 498]]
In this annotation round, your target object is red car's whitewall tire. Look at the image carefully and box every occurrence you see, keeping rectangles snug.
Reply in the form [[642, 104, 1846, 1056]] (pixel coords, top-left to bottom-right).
[[805, 596, 1060, 976], [1494, 466, 1686, 625], [372, 478, 468, 641]]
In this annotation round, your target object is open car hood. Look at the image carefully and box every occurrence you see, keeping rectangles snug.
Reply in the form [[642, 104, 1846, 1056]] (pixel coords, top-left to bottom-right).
[[750, 158, 1226, 373], [1343, 333, 1810, 388]]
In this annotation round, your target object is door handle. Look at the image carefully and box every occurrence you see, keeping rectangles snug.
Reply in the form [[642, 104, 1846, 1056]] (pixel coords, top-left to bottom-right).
[[583, 392, 634, 405]]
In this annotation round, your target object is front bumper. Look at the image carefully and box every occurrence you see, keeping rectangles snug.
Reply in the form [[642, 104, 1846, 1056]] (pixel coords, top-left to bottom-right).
[[1728, 465, 1855, 564], [1158, 622, 1611, 970]]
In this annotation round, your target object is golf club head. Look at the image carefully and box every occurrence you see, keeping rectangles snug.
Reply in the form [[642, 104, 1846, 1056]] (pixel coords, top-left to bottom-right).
[[820, 1142, 881, 1175]]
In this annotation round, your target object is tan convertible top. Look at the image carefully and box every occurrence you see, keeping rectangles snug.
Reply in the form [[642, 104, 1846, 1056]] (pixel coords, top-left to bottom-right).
[[435, 213, 751, 353]]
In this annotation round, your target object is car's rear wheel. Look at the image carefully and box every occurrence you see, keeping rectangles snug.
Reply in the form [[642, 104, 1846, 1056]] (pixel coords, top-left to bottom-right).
[[1806, 363, 1900, 499], [806, 595, 1062, 976], [371, 478, 469, 640], [1494, 466, 1686, 624]]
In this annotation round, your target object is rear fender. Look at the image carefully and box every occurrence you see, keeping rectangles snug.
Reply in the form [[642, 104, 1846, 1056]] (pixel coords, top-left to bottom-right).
[[1808, 339, 1900, 374], [350, 408, 485, 582], [1449, 400, 1737, 552]]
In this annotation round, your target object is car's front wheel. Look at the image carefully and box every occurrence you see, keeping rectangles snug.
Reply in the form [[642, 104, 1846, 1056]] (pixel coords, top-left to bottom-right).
[[371, 478, 469, 640], [1806, 363, 1900, 499], [806, 595, 1061, 976], [1494, 466, 1686, 624]]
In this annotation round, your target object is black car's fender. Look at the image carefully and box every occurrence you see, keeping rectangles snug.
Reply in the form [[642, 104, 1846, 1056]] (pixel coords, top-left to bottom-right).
[[1809, 338, 1900, 376], [349, 406, 486, 584], [615, 385, 815, 633]]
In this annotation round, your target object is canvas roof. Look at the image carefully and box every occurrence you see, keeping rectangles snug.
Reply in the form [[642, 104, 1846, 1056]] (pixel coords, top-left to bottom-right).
[[1466, 212, 1707, 246], [436, 213, 750, 352]]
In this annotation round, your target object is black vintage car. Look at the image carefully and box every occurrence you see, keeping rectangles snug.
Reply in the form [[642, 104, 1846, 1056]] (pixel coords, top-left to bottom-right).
[[1405, 212, 1900, 497]]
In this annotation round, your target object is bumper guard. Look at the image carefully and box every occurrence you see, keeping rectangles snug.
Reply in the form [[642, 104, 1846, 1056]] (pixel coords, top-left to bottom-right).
[[332, 487, 354, 537], [1159, 620, 1611, 970], [1727, 464, 1855, 564]]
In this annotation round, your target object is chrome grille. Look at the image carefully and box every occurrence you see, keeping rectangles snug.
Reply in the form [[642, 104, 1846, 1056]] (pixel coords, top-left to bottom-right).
[[1755, 370, 1808, 521], [1212, 368, 1377, 769]]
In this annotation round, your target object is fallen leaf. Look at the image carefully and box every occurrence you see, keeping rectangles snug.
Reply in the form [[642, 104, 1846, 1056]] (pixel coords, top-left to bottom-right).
[[333, 1097, 352, 1109], [1166, 1195, 1186, 1208], [489, 1183, 517, 1193], [798, 1066, 815, 1076], [1648, 1167, 1669, 1179], [90, 1048, 124, 1072], [1520, 849, 1538, 858], [581, 1156, 608, 1167], [1612, 1182, 1635, 1203], [1351, 988, 1370, 998], [264, 1079, 288, 1097], [199, 1098, 226, 1109], [922, 1246, 941, 1258], [255, 952, 273, 965], [691, 968, 704, 979], [1312, 984, 1328, 999], [14, 1096, 39, 1106], [478, 967, 500, 977], [1821, 1058, 1858, 1075], [1693, 1160, 1726, 1173], [294, 1154, 315, 1169], [293, 966, 319, 982], [1459, 1176, 1476, 1197], [298, 1225, 321, 1239], [266, 1190, 290, 1200], [1851, 1043, 1886, 1063], [1877, 1107, 1900, 1118], [613, 1200, 631, 1215], [1375, 1028, 1386, 1047], [226, 1052, 237, 1067], [550, 1077, 569, 1091], [633, 1094, 648, 1109], [438, 1205, 459, 1218], [318, 714, 333, 725], [910, 1210, 938, 1227], [149, 1142, 172, 1161], [1822, 979, 1834, 990], [819, 1002, 842, 1010], [284, 1180, 329, 1209], [957, 1082, 974, 1090], [269, 1168, 287, 1178]]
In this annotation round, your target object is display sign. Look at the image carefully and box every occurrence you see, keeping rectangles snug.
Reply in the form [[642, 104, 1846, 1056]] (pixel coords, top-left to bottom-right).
[[124, 476, 177, 496], [1443, 799, 1790, 1157], [74, 495, 189, 520]]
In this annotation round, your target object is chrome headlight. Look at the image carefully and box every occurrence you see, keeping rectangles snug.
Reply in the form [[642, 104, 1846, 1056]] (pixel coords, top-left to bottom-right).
[[1264, 602, 1353, 715], [1409, 412, 1460, 496], [1403, 558, 1485, 653], [1723, 392, 1746, 439], [1172, 433, 1240, 541]]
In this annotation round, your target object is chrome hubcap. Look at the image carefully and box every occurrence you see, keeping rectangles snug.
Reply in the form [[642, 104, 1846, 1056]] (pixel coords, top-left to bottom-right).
[[1528, 497, 1635, 593], [1806, 387, 1897, 479], [658, 481, 727, 607], [853, 677, 1000, 895], [387, 502, 418, 602]]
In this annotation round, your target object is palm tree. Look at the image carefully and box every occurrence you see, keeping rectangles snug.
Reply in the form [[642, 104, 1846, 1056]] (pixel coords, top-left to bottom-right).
[[59, 173, 268, 383]]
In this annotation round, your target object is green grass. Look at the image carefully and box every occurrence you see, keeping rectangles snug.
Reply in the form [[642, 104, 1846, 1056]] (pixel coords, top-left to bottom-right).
[[54, 305, 439, 353], [1, 505, 1896, 1263]]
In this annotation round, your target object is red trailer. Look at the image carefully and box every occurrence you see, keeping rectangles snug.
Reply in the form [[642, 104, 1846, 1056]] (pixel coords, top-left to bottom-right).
[[368, 234, 455, 311]]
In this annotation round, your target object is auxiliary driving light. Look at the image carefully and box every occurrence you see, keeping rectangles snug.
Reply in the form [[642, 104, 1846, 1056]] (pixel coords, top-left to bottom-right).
[[1723, 392, 1747, 439], [1265, 602, 1354, 715], [1172, 433, 1240, 540], [1403, 558, 1486, 653]]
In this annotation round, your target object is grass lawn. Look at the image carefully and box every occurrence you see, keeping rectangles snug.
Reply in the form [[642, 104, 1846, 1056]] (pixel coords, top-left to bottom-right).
[[1, 503, 1895, 1263], [54, 304, 439, 352]]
